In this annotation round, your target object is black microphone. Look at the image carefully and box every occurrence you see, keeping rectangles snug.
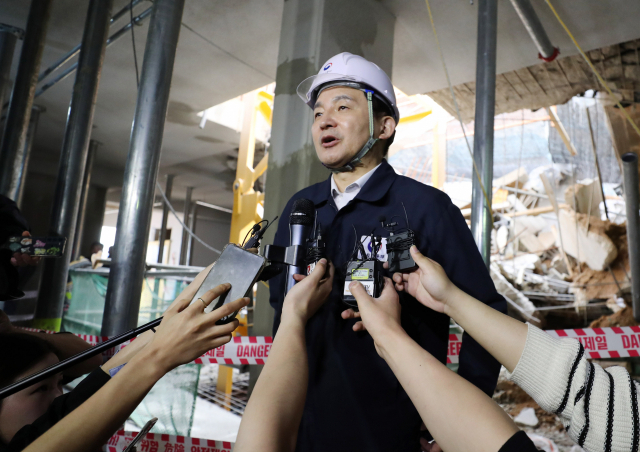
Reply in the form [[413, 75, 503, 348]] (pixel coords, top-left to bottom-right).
[[286, 198, 315, 294]]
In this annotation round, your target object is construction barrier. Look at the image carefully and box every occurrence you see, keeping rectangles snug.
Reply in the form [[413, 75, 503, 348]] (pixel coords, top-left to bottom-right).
[[106, 430, 232, 452], [20, 327, 640, 365]]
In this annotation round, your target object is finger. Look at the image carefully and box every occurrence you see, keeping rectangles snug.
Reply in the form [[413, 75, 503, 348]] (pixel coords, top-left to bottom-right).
[[341, 309, 361, 320], [307, 258, 327, 284], [207, 334, 233, 350], [10, 257, 17, 267], [207, 319, 240, 337], [352, 321, 366, 332], [173, 262, 216, 307], [382, 261, 389, 270], [22, 231, 30, 237], [348, 281, 373, 305], [392, 272, 403, 283], [410, 246, 431, 271], [210, 297, 250, 322], [293, 274, 306, 282], [196, 283, 232, 312]]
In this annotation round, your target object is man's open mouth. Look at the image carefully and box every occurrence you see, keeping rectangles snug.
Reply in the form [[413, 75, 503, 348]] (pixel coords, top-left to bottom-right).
[[321, 135, 339, 148]]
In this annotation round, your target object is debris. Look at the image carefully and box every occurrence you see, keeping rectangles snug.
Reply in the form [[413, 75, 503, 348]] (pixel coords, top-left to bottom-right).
[[527, 433, 560, 452], [513, 215, 548, 236], [564, 179, 603, 217], [589, 306, 638, 328], [494, 167, 528, 189], [519, 233, 545, 253], [555, 209, 618, 271], [515, 407, 539, 427], [490, 264, 539, 322], [538, 231, 556, 250]]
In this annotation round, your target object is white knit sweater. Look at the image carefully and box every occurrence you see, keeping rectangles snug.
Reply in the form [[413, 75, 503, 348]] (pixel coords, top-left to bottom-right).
[[507, 324, 639, 452]]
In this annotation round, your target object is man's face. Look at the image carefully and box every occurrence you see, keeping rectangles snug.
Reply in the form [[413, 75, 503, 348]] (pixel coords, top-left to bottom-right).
[[0, 353, 62, 444], [312, 86, 372, 168]]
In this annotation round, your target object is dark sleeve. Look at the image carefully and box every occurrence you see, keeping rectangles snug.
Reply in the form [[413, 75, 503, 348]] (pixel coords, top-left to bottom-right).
[[269, 199, 294, 337], [0, 195, 29, 245], [426, 202, 507, 397], [498, 431, 540, 452], [5, 369, 110, 451]]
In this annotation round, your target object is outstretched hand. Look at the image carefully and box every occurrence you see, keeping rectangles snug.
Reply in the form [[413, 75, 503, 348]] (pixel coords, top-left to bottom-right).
[[392, 246, 456, 315], [144, 283, 249, 373], [345, 277, 402, 357], [284, 259, 334, 324]]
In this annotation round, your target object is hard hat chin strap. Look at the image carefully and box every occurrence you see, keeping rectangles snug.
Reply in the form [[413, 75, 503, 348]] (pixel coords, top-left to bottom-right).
[[324, 90, 378, 173]]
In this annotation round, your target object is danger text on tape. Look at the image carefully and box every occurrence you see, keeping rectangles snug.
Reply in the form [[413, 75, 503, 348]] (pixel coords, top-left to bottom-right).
[[107, 430, 232, 452]]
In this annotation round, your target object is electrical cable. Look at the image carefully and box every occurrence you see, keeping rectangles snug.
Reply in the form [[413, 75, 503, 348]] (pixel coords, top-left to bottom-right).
[[130, 0, 140, 87], [424, 0, 494, 224], [543, 0, 640, 139], [155, 181, 222, 254]]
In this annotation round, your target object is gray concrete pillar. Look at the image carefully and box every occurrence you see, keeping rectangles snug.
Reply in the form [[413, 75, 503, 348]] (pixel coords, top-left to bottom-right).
[[251, 0, 396, 390]]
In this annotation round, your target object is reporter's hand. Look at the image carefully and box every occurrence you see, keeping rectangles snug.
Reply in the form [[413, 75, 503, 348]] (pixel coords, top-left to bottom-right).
[[143, 283, 249, 373], [392, 246, 456, 314], [346, 278, 402, 357], [282, 258, 334, 324], [11, 231, 41, 267]]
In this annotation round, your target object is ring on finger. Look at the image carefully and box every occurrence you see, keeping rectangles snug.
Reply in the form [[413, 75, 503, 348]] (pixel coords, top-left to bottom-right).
[[198, 297, 207, 308]]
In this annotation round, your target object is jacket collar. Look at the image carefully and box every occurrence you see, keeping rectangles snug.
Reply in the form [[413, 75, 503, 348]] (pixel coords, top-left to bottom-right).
[[308, 159, 397, 206]]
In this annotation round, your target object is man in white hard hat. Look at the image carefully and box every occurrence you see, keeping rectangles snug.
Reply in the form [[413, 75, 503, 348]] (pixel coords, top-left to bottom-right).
[[268, 52, 506, 451]]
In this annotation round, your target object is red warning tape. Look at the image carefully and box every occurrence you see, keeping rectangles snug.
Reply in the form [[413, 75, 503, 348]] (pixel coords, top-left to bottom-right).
[[106, 430, 232, 452], [19, 327, 640, 365]]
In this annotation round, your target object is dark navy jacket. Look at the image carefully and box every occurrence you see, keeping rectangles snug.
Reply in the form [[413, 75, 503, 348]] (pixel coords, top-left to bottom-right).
[[269, 159, 507, 452]]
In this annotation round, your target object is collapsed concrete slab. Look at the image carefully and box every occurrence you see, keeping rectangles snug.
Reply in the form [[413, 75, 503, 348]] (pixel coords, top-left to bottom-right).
[[564, 179, 603, 218], [555, 208, 618, 271]]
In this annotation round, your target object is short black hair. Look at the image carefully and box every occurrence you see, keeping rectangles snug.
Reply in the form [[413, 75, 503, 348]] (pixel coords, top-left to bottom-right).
[[371, 95, 396, 156], [0, 332, 57, 390]]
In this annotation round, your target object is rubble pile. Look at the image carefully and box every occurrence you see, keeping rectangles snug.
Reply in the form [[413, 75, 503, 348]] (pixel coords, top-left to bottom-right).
[[450, 164, 636, 330]]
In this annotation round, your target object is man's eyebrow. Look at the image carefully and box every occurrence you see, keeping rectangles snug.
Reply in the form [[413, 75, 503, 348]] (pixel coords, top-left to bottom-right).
[[314, 94, 354, 109]]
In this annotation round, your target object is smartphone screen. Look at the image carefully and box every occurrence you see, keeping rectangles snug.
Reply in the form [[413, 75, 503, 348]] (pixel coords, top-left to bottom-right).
[[191, 244, 266, 324], [6, 236, 67, 257]]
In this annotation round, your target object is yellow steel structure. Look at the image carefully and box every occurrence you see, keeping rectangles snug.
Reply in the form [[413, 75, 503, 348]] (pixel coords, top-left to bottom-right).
[[219, 89, 272, 405]]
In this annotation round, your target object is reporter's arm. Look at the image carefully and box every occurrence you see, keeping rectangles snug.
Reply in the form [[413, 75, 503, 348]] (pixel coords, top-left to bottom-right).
[[23, 286, 248, 452], [351, 280, 521, 452], [234, 259, 333, 452]]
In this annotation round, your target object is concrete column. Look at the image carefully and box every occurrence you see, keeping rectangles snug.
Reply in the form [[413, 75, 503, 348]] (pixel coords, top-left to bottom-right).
[[15, 105, 44, 209], [73, 140, 99, 260], [0, 0, 51, 199], [470, 0, 498, 268], [35, 0, 113, 331], [0, 26, 18, 113], [157, 174, 174, 263], [252, 0, 396, 391], [179, 186, 193, 265], [102, 0, 185, 336]]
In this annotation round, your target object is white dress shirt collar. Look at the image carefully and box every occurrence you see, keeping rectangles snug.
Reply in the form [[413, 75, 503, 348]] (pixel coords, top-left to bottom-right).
[[330, 163, 382, 210]]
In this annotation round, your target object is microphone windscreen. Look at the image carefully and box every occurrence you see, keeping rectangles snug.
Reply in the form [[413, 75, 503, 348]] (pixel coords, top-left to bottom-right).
[[290, 198, 315, 226]]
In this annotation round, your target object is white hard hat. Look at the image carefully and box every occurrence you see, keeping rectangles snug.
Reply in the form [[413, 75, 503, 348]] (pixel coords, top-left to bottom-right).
[[297, 52, 400, 122]]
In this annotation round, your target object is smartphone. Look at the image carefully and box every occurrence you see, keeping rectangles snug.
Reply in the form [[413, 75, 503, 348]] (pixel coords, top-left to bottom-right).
[[6, 236, 67, 257], [191, 244, 266, 324], [123, 417, 158, 452]]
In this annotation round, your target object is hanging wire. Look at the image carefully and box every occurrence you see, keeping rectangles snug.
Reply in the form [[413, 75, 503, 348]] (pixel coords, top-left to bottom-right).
[[155, 181, 222, 254], [543, 0, 640, 139]]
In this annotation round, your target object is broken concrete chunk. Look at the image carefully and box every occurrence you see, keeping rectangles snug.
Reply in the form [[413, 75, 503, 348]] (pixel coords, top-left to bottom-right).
[[564, 179, 603, 217], [494, 167, 528, 189], [555, 209, 618, 271], [490, 263, 537, 319], [537, 230, 556, 250], [514, 407, 539, 427], [518, 232, 544, 253], [507, 194, 528, 212], [513, 215, 548, 236]]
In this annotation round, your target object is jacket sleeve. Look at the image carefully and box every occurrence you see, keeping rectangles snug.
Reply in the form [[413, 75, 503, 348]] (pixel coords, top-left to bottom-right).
[[5, 369, 110, 451], [269, 199, 294, 336], [508, 325, 640, 451], [425, 202, 507, 397]]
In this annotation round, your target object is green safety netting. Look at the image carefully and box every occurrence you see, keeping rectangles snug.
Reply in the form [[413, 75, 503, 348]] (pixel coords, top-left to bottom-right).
[[63, 270, 198, 436]]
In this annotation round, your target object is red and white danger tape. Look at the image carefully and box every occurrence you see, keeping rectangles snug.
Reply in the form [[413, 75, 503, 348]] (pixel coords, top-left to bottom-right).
[[547, 326, 640, 359], [21, 327, 640, 365], [106, 430, 233, 452]]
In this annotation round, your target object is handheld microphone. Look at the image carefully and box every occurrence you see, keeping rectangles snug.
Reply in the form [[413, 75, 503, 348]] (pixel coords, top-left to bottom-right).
[[286, 198, 315, 294]]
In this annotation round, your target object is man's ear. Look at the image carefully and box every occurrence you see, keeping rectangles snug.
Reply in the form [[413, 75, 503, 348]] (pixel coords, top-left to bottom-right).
[[378, 116, 396, 140]]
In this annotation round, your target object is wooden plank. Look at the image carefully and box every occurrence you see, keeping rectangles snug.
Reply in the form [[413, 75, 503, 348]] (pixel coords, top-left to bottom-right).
[[546, 107, 578, 156]]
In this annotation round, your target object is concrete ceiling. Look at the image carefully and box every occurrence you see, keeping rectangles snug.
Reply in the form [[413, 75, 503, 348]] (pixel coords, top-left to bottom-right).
[[1, 0, 639, 209]]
